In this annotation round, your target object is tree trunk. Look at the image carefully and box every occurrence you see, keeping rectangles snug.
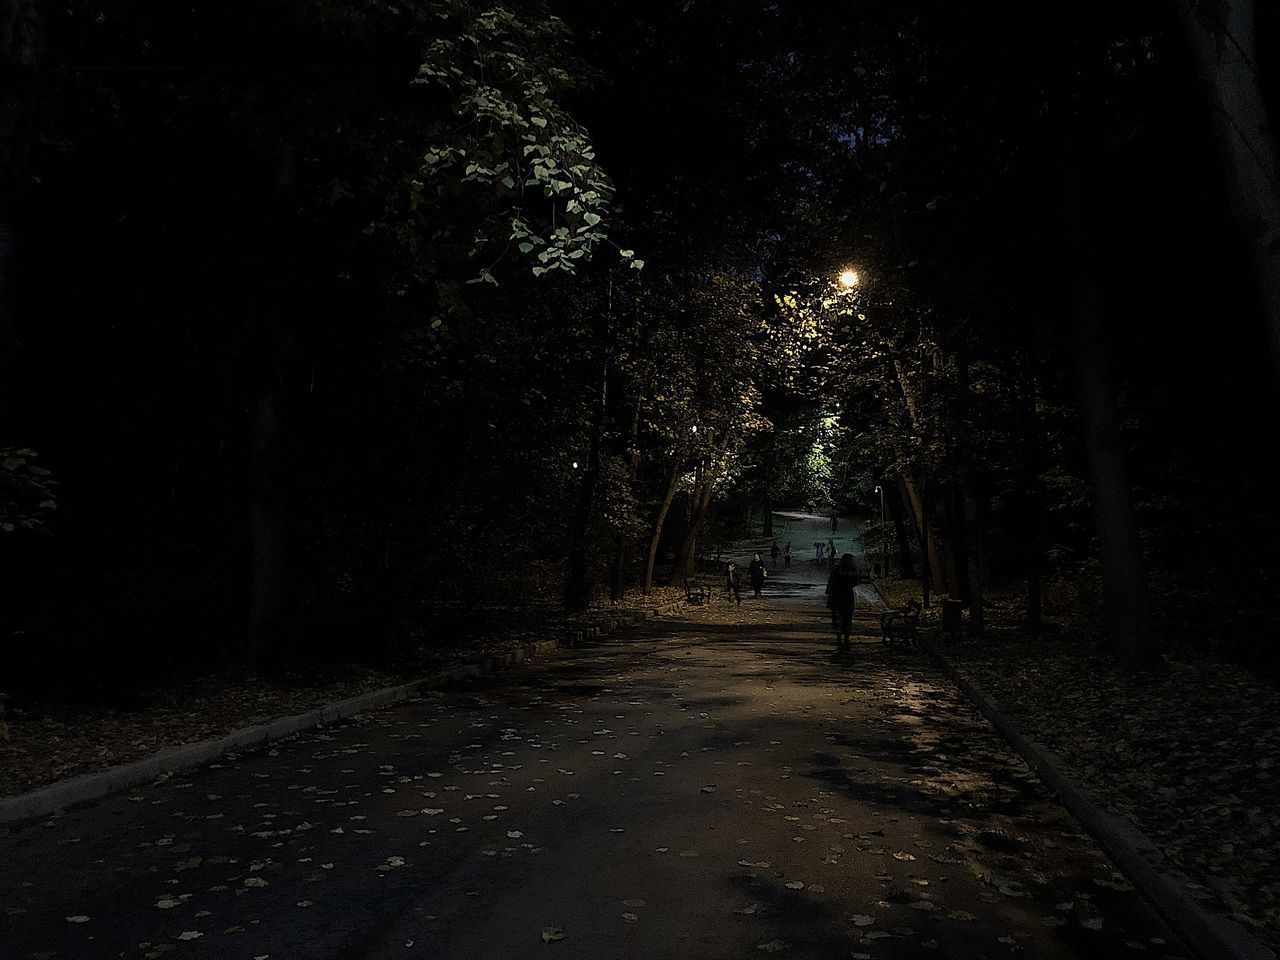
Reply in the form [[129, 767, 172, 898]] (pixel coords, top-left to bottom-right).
[[246, 147, 294, 672], [931, 490, 958, 597], [1018, 476, 1046, 631], [889, 480, 914, 579], [673, 473, 714, 582], [960, 482, 984, 635], [610, 390, 643, 601], [644, 458, 681, 593], [888, 355, 947, 599], [247, 317, 284, 671], [566, 360, 607, 612], [1063, 156, 1159, 670], [901, 473, 935, 606], [762, 495, 774, 537], [1176, 0, 1280, 384], [0, 0, 45, 370], [673, 433, 728, 582], [1072, 272, 1157, 668]]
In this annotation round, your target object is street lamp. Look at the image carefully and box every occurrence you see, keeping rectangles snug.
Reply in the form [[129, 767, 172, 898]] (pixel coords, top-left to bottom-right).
[[838, 269, 859, 289], [873, 484, 888, 579]]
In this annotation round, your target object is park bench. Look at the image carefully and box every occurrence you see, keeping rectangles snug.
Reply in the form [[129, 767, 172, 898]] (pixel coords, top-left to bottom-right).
[[881, 598, 921, 646], [685, 578, 710, 605]]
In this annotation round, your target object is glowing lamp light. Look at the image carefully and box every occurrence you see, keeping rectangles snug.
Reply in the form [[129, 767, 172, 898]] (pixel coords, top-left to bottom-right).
[[572, 461, 579, 469], [839, 269, 859, 289]]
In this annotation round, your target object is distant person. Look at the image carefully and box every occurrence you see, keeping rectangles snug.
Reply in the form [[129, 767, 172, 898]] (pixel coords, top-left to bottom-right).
[[825, 553, 861, 658], [749, 552, 768, 598], [770, 540, 780, 567], [783, 543, 792, 567], [724, 560, 742, 605], [814, 541, 823, 565], [831, 514, 839, 533], [828, 539, 837, 566]]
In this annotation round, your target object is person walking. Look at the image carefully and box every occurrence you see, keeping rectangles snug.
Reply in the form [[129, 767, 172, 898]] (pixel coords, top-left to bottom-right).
[[783, 542, 792, 567], [814, 541, 823, 565], [724, 560, 742, 605], [748, 552, 768, 598], [828, 538, 837, 567], [825, 553, 861, 658], [770, 540, 780, 567], [831, 514, 839, 533]]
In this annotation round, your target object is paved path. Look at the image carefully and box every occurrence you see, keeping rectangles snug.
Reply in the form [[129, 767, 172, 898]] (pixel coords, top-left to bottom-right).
[[2, 520, 1188, 959]]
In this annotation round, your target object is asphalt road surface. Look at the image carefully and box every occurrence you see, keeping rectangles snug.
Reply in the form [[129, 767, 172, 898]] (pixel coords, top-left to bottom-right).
[[1, 523, 1188, 959]]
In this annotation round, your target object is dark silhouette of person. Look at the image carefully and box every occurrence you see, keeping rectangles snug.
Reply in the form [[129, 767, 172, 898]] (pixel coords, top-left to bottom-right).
[[828, 538, 837, 566], [825, 553, 860, 657], [770, 540, 780, 567], [831, 514, 839, 533], [724, 560, 742, 605], [783, 542, 792, 567], [748, 553, 767, 597]]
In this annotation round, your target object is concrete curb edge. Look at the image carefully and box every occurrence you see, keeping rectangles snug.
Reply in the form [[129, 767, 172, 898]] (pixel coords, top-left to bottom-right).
[[0, 596, 688, 825], [920, 636, 1275, 960]]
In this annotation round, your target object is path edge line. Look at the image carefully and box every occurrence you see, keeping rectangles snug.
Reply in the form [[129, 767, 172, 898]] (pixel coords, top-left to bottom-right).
[[0, 597, 687, 825], [920, 636, 1274, 960]]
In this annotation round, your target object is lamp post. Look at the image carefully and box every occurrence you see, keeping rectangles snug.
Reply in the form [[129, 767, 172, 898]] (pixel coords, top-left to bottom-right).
[[873, 484, 887, 579]]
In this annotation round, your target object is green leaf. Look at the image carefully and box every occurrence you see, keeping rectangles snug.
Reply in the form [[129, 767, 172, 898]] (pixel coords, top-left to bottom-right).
[[582, 212, 601, 227]]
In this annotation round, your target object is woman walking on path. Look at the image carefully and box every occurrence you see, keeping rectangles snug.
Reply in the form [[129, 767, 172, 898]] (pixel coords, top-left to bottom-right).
[[724, 560, 742, 605], [749, 552, 768, 598], [825, 553, 860, 658]]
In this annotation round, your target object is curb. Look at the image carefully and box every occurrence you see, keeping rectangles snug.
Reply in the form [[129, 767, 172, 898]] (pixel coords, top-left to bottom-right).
[[920, 637, 1275, 960], [0, 596, 688, 826]]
